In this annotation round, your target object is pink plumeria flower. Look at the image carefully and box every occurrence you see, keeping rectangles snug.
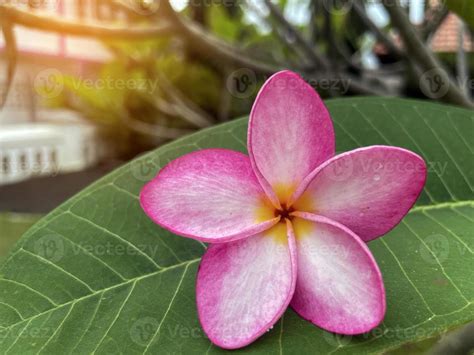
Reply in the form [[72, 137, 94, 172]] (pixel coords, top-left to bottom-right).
[[140, 71, 427, 349]]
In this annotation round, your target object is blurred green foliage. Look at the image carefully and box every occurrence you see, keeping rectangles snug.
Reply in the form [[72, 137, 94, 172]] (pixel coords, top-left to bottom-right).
[[45, 38, 223, 157], [40, 1, 472, 158], [0, 213, 42, 263]]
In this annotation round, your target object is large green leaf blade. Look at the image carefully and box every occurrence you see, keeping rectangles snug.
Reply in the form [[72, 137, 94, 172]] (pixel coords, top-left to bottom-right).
[[0, 98, 472, 354]]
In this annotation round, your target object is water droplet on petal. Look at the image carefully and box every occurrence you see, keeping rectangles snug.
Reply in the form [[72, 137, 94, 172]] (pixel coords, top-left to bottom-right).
[[373, 174, 381, 181]]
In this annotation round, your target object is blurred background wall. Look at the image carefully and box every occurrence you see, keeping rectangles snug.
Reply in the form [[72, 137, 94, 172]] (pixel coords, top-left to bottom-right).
[[0, 0, 472, 211]]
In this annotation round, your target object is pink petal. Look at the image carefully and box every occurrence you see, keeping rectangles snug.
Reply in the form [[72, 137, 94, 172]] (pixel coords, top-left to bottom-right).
[[290, 212, 385, 334], [197, 220, 297, 349], [291, 146, 426, 242], [140, 149, 279, 243], [248, 70, 335, 207]]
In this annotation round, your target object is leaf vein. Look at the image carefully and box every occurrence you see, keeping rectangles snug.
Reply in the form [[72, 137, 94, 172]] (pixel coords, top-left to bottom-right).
[[45, 227, 127, 281], [0, 302, 24, 322], [0, 279, 57, 307], [380, 239, 435, 315], [422, 210, 473, 254], [91, 281, 137, 354], [37, 303, 75, 354], [402, 220, 470, 304], [66, 211, 162, 270], [144, 262, 191, 353], [20, 249, 95, 293], [0, 259, 199, 334], [415, 106, 473, 191]]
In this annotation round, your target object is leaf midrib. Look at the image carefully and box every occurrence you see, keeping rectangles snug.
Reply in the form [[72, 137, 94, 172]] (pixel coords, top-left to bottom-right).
[[0, 258, 200, 332]]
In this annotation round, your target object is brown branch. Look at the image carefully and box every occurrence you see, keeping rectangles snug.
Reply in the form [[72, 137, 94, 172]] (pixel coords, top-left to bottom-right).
[[165, 3, 382, 96], [153, 97, 179, 116], [0, 1, 400, 107], [353, 0, 404, 58], [0, 5, 173, 40], [155, 72, 214, 128], [0, 19, 17, 109], [120, 112, 194, 139], [309, 1, 321, 45], [383, 0, 474, 108], [262, 0, 329, 69], [456, 22, 469, 97], [422, 4, 449, 41], [161, 1, 281, 75], [176, 5, 385, 97], [340, 73, 389, 96], [243, 0, 311, 69]]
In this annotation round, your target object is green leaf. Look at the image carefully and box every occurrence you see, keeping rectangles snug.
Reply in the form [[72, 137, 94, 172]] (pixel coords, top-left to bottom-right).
[[0, 98, 472, 354]]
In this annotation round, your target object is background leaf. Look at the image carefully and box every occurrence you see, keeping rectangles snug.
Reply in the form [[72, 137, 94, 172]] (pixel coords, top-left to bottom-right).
[[0, 98, 472, 354]]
